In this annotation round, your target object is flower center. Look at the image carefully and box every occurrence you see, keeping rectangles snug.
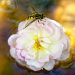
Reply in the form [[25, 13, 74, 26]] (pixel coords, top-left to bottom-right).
[[33, 36, 44, 51]]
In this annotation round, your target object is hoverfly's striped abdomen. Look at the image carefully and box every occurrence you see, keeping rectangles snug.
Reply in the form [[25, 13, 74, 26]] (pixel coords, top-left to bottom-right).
[[28, 13, 44, 20]]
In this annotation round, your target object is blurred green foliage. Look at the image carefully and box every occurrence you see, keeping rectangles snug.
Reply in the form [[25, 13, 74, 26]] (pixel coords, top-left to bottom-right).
[[16, 0, 56, 14]]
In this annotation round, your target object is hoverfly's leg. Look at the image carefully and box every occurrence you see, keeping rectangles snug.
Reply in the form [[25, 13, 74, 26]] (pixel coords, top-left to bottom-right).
[[25, 19, 36, 28]]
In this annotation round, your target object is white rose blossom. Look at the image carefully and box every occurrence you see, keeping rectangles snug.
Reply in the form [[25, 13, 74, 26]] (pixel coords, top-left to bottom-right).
[[8, 18, 70, 71]]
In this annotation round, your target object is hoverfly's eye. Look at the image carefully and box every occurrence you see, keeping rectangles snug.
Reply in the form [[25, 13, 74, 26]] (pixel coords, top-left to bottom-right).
[[35, 14, 41, 19], [35, 14, 44, 19]]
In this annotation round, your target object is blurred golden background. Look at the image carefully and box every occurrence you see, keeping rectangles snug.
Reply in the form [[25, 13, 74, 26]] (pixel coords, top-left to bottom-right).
[[0, 0, 75, 75]]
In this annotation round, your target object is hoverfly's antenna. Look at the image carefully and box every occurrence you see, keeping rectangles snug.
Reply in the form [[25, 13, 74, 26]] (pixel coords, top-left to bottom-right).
[[31, 6, 38, 14], [29, 5, 39, 14]]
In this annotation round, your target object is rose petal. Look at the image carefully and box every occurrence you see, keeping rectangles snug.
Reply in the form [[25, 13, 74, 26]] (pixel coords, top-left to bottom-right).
[[37, 50, 50, 62], [61, 35, 70, 51], [50, 43, 64, 59], [10, 48, 16, 58], [8, 34, 18, 47], [60, 50, 70, 60], [44, 59, 55, 71], [26, 60, 44, 68], [18, 21, 28, 31], [28, 65, 41, 71]]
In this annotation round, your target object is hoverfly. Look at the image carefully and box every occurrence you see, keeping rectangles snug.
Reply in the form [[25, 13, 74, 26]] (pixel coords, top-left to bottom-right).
[[25, 13, 45, 28]]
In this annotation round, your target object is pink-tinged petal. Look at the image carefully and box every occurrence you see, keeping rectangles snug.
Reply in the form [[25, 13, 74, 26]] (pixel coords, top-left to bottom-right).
[[59, 36, 70, 60], [16, 50, 24, 61], [44, 59, 55, 71], [37, 50, 50, 62], [46, 18, 63, 40], [16, 32, 35, 49], [61, 35, 70, 51], [26, 60, 44, 68], [16, 40, 25, 50], [51, 29, 63, 41], [21, 50, 34, 60], [10, 47, 16, 58], [46, 18, 63, 29], [40, 42, 49, 49], [45, 24, 54, 36], [16, 36, 29, 49], [50, 25, 63, 41], [50, 43, 64, 59], [8, 34, 18, 47], [38, 56, 49, 63], [18, 21, 28, 31], [60, 50, 70, 60], [36, 20, 45, 28], [18, 20, 37, 31], [28, 65, 41, 71]]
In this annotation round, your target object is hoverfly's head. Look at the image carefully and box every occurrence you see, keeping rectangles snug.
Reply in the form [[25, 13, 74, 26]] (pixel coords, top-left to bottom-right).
[[33, 13, 44, 19]]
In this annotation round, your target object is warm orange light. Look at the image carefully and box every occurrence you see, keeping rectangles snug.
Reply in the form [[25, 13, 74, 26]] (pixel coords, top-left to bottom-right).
[[54, 1, 75, 49], [0, 0, 11, 8], [65, 29, 75, 50], [0, 0, 13, 21], [53, 0, 75, 62]]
